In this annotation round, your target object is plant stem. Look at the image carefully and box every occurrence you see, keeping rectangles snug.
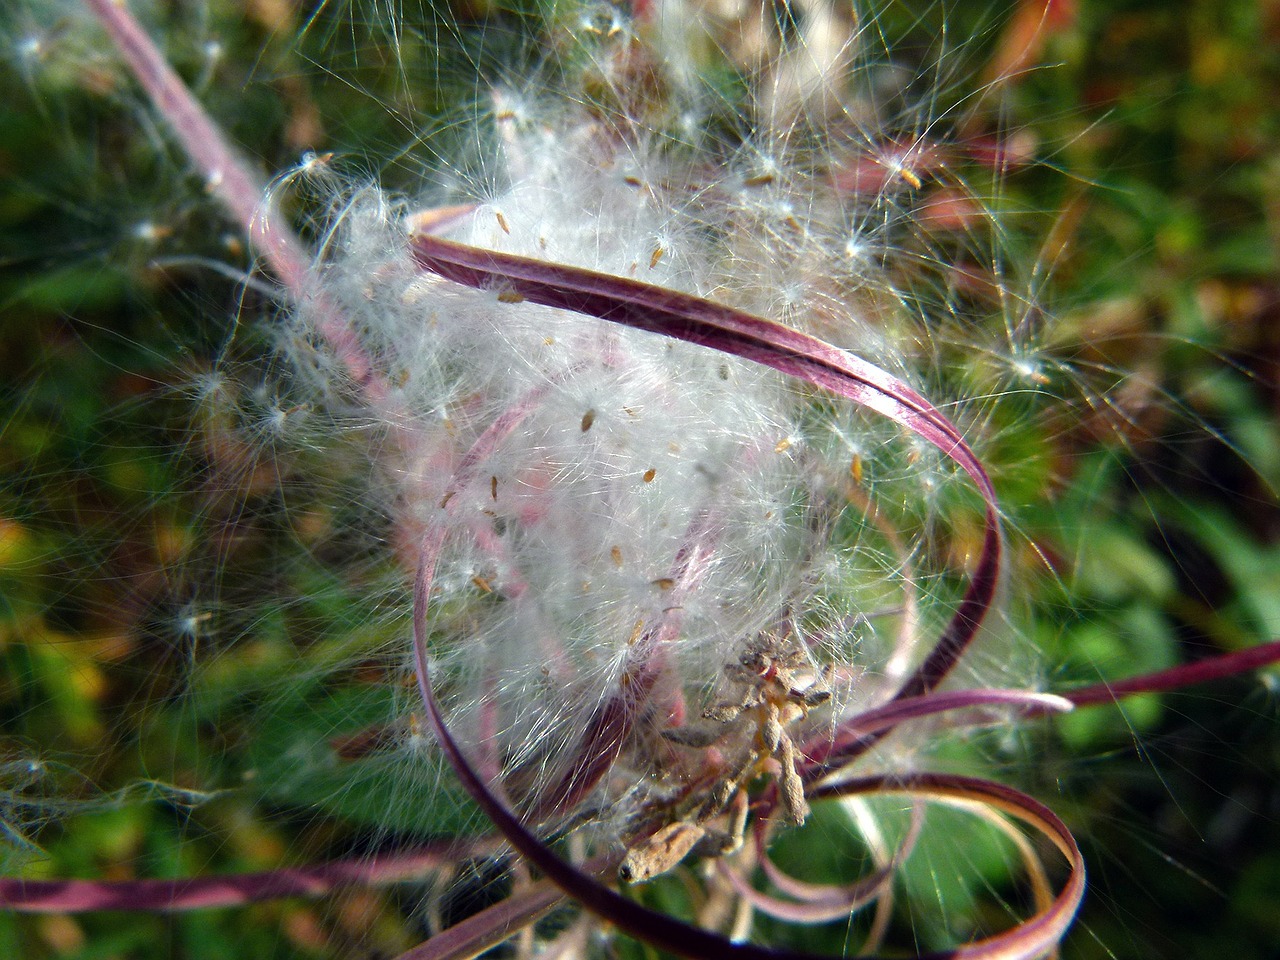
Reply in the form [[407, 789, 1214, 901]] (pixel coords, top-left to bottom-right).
[[84, 0, 379, 392]]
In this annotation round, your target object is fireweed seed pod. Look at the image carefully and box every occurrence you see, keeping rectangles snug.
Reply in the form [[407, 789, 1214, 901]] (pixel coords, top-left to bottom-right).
[[263, 5, 1055, 944]]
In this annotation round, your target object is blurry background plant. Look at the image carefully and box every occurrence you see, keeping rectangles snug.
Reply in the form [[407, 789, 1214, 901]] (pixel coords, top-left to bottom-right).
[[0, 0, 1278, 958]]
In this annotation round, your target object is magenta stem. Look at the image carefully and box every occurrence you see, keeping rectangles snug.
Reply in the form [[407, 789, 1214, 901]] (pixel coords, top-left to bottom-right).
[[1064, 639, 1280, 706], [83, 0, 380, 394], [0, 844, 466, 913]]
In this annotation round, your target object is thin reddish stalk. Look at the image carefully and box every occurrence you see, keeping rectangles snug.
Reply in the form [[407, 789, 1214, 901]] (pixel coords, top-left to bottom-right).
[[1064, 639, 1280, 706], [393, 873, 570, 960], [84, 0, 382, 397], [803, 689, 1073, 782], [0, 844, 465, 913]]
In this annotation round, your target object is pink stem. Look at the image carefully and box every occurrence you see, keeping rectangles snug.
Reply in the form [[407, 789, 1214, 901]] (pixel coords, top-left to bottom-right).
[[0, 844, 466, 913], [84, 0, 382, 397], [1064, 639, 1280, 706]]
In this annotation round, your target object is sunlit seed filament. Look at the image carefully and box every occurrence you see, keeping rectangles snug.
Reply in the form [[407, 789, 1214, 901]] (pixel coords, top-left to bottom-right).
[[299, 151, 334, 175]]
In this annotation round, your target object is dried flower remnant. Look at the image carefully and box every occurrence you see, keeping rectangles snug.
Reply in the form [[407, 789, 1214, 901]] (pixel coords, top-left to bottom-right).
[[621, 633, 836, 882], [670, 638, 834, 815]]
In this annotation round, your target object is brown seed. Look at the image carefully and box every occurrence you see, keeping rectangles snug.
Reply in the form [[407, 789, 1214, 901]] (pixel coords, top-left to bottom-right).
[[619, 822, 706, 883], [642, 468, 656, 483], [581, 409, 595, 432], [778, 735, 810, 825]]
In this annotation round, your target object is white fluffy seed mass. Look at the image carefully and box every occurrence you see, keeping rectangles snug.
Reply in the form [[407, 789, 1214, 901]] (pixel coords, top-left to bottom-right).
[[279, 7, 979, 824]]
